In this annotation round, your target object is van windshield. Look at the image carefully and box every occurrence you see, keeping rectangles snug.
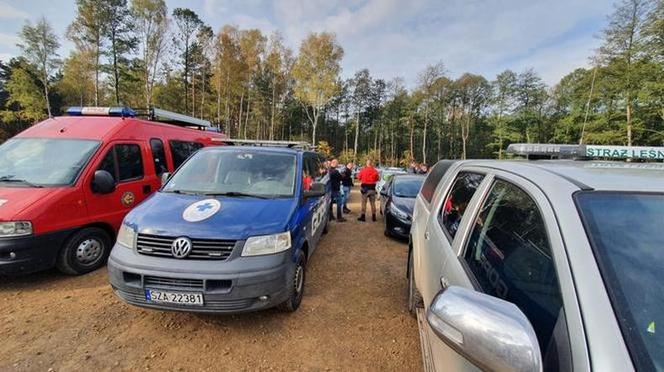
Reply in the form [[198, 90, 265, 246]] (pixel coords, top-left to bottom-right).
[[0, 138, 100, 187], [576, 192, 664, 371], [163, 150, 297, 198]]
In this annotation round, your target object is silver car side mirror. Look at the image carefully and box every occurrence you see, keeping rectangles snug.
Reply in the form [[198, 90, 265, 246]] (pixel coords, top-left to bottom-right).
[[160, 172, 171, 187], [427, 286, 542, 372]]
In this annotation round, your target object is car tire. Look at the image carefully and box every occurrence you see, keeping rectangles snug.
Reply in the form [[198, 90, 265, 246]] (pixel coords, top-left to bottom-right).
[[407, 250, 423, 317], [322, 214, 329, 235], [56, 227, 112, 275], [277, 255, 306, 312]]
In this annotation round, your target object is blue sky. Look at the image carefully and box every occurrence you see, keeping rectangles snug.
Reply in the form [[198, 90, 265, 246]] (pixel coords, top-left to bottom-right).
[[0, 0, 614, 87]]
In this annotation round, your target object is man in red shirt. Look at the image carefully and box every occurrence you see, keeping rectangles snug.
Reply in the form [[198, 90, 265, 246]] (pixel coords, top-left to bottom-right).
[[356, 159, 380, 222]]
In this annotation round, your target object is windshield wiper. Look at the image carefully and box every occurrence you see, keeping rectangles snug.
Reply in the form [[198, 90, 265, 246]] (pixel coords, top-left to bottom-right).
[[0, 176, 44, 188], [163, 189, 204, 196], [203, 191, 270, 199]]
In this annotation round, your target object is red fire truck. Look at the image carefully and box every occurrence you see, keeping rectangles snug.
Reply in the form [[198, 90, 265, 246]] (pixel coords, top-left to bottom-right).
[[0, 107, 225, 275]]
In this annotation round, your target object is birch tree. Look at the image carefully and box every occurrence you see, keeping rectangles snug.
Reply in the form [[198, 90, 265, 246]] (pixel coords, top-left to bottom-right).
[[292, 32, 343, 145], [17, 17, 60, 117]]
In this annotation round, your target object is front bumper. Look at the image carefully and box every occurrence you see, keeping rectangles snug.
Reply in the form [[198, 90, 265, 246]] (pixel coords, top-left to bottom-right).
[[385, 212, 411, 239], [108, 243, 295, 314], [0, 229, 74, 275]]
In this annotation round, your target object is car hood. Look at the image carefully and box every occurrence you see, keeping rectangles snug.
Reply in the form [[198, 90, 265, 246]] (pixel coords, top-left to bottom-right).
[[392, 196, 415, 216], [0, 187, 63, 221], [125, 192, 298, 240]]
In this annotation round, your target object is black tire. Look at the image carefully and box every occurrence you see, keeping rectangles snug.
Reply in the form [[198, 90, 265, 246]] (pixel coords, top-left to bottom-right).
[[384, 215, 392, 237], [277, 255, 306, 312], [56, 227, 112, 275], [322, 214, 329, 235], [407, 250, 423, 317]]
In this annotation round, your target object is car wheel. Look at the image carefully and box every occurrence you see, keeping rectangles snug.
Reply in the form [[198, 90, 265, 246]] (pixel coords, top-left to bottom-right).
[[277, 255, 306, 312], [322, 214, 329, 235], [407, 250, 423, 317], [56, 227, 112, 275]]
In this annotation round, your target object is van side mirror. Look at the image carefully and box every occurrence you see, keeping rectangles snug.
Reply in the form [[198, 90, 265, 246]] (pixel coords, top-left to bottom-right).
[[303, 182, 326, 198], [161, 172, 171, 186], [92, 170, 116, 194], [427, 286, 542, 372]]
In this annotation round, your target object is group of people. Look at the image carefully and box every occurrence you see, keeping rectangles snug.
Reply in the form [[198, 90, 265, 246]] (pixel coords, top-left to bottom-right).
[[408, 161, 430, 174], [326, 158, 381, 223]]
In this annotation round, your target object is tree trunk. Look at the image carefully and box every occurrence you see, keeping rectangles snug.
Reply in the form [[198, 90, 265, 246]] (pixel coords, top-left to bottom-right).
[[43, 80, 51, 117], [244, 91, 251, 139], [353, 110, 360, 159], [409, 116, 414, 159], [94, 42, 100, 106], [422, 106, 428, 163], [238, 90, 244, 138], [270, 81, 276, 140], [112, 32, 120, 105]]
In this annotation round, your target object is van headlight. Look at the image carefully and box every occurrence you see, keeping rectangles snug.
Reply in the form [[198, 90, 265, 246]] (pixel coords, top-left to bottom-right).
[[242, 232, 291, 256], [0, 221, 32, 237], [117, 223, 136, 249]]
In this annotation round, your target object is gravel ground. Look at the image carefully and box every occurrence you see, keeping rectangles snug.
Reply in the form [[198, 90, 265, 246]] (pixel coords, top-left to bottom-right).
[[0, 188, 422, 371]]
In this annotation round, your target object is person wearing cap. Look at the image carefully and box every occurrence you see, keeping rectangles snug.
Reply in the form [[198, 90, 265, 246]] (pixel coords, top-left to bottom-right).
[[356, 158, 380, 222]]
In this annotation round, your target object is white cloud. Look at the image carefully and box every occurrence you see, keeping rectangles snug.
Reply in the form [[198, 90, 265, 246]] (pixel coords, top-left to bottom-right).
[[0, 2, 29, 19], [0, 33, 20, 48]]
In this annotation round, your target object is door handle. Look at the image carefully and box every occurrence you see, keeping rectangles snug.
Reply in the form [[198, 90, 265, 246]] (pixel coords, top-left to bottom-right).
[[440, 276, 450, 289], [424, 229, 430, 240], [142, 184, 151, 194]]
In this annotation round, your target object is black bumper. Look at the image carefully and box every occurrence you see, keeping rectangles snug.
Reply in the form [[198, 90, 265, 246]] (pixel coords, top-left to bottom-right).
[[385, 213, 411, 240], [0, 229, 74, 275]]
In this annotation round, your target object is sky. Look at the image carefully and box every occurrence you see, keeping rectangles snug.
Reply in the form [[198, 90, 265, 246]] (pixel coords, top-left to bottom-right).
[[0, 0, 615, 87]]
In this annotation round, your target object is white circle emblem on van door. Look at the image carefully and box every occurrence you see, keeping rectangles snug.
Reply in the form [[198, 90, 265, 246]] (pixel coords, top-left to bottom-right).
[[182, 199, 221, 222]]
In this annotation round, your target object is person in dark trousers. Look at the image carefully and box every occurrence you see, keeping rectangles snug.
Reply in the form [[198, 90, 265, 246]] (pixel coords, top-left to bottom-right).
[[328, 158, 345, 222], [340, 161, 354, 213], [356, 159, 380, 222]]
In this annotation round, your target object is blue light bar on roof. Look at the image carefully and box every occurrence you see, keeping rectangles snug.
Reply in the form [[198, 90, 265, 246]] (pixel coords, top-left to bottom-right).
[[67, 106, 136, 117]]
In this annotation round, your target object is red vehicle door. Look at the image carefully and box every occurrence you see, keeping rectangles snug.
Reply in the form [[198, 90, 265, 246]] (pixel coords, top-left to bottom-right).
[[84, 141, 157, 231]]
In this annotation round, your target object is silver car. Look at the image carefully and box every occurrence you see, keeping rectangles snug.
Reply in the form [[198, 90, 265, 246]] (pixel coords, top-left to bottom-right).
[[409, 144, 664, 372]]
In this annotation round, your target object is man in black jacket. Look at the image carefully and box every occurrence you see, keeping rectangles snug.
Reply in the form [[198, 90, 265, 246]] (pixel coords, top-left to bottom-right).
[[340, 162, 354, 213], [328, 158, 345, 222]]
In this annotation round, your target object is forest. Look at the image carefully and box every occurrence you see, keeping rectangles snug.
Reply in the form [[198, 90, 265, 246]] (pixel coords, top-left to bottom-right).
[[0, 0, 662, 165]]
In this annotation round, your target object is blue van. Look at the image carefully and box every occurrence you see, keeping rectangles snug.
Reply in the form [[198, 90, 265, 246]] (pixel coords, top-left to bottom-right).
[[107, 143, 330, 313]]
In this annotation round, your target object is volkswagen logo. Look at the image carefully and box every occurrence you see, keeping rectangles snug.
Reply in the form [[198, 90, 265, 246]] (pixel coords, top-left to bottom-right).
[[171, 237, 192, 258]]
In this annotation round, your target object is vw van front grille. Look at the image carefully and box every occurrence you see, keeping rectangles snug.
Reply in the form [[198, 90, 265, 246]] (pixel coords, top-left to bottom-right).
[[136, 233, 236, 260]]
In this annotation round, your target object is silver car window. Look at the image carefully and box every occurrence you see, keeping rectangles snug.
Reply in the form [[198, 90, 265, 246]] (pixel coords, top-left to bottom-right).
[[463, 179, 571, 371]]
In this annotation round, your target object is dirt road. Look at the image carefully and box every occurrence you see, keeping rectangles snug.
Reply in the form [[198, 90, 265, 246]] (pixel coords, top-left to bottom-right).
[[0, 188, 422, 371]]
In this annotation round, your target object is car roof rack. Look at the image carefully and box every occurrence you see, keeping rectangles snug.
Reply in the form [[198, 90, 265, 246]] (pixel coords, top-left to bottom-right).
[[507, 143, 664, 161], [66, 106, 213, 129], [225, 139, 315, 150]]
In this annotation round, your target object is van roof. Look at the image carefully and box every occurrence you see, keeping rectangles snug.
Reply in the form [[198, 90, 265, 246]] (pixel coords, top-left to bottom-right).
[[15, 116, 225, 143]]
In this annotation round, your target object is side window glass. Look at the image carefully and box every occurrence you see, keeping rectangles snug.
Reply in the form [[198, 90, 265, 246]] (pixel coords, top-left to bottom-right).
[[302, 156, 316, 191], [170, 140, 203, 169], [150, 139, 168, 176], [439, 172, 484, 238], [421, 160, 456, 204], [463, 180, 569, 370], [116, 144, 144, 181], [98, 149, 117, 182]]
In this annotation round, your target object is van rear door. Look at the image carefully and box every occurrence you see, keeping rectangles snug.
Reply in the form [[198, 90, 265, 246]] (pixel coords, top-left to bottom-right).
[[84, 141, 155, 230]]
